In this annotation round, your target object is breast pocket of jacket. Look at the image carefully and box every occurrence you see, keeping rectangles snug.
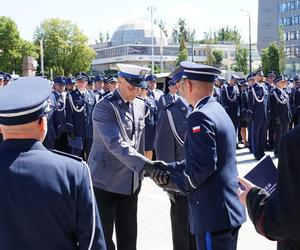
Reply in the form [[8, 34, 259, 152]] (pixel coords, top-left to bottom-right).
[[124, 116, 134, 134]]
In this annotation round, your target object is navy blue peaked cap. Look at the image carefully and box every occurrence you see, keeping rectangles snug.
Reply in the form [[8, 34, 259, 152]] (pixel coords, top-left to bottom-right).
[[88, 76, 95, 84], [4, 73, 11, 81], [254, 69, 264, 76], [53, 76, 65, 84], [247, 73, 255, 81], [95, 75, 105, 82], [293, 75, 300, 81], [0, 77, 51, 125], [167, 78, 176, 86], [274, 75, 286, 84], [140, 81, 148, 89], [65, 77, 75, 84], [75, 72, 89, 81], [238, 78, 248, 86], [170, 61, 221, 83], [105, 76, 117, 84], [267, 71, 276, 78], [145, 74, 157, 82]]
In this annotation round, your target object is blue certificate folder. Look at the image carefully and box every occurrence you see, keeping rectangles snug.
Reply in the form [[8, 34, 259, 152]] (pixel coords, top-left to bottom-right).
[[243, 155, 278, 194]]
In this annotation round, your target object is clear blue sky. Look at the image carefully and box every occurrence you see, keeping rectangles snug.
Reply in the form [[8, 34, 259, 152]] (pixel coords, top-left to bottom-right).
[[1, 0, 258, 44]]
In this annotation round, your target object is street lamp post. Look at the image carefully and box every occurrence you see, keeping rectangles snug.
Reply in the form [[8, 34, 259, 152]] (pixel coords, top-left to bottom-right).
[[191, 29, 195, 62], [40, 39, 44, 76], [147, 5, 156, 73], [241, 9, 252, 73]]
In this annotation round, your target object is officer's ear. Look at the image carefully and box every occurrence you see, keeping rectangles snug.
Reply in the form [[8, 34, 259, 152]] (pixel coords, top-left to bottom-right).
[[38, 116, 47, 133], [186, 80, 193, 93]]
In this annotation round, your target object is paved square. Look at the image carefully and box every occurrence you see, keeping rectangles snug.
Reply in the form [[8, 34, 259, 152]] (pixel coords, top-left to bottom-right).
[[137, 147, 277, 250]]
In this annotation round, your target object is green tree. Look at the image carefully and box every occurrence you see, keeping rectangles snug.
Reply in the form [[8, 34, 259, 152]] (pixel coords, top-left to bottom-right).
[[170, 18, 192, 44], [261, 48, 270, 74], [261, 43, 280, 75], [34, 18, 96, 76], [154, 19, 168, 38], [96, 32, 105, 44], [232, 46, 248, 74], [214, 26, 241, 44], [0, 16, 38, 74], [175, 36, 188, 66], [278, 25, 286, 74], [212, 49, 223, 68]]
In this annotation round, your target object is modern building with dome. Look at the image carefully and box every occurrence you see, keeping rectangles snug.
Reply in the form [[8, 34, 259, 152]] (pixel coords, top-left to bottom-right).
[[91, 19, 237, 73]]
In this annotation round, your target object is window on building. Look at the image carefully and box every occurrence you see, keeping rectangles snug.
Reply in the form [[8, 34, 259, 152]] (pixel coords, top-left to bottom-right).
[[291, 31, 296, 40], [286, 17, 293, 26], [280, 3, 288, 12], [290, 1, 296, 10]]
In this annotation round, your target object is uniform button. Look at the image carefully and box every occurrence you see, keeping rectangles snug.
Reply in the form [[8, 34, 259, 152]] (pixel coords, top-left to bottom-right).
[[196, 201, 199, 205]]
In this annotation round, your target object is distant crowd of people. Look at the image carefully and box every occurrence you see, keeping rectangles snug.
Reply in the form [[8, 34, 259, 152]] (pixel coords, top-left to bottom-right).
[[1, 64, 299, 250]]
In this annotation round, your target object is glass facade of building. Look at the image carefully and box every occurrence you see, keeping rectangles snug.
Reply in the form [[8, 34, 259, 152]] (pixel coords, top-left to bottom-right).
[[258, 0, 300, 74]]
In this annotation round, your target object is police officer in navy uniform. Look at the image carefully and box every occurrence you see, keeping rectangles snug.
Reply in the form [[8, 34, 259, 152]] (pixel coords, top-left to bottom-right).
[[88, 63, 169, 250], [155, 73, 196, 250], [157, 78, 178, 111], [138, 81, 157, 160], [94, 75, 105, 102], [145, 74, 163, 157], [146, 74, 163, 99], [213, 76, 224, 104], [239, 78, 250, 148], [290, 75, 300, 127], [50, 76, 69, 153], [152, 61, 246, 250], [264, 71, 276, 150], [247, 69, 269, 160], [87, 76, 96, 91], [270, 75, 292, 156], [65, 77, 76, 93], [65, 72, 96, 160], [102, 76, 118, 97], [221, 74, 241, 148], [245, 73, 256, 153], [0, 76, 106, 250]]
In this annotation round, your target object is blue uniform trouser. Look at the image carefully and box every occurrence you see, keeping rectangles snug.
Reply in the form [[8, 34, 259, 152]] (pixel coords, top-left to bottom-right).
[[274, 122, 289, 155], [71, 137, 92, 161], [195, 226, 240, 250], [247, 120, 253, 153], [94, 187, 140, 250], [170, 195, 197, 250], [251, 120, 267, 159]]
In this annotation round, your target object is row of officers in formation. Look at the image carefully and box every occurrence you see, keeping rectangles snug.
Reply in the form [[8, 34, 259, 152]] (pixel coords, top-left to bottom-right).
[[0, 63, 299, 250], [2, 68, 299, 162]]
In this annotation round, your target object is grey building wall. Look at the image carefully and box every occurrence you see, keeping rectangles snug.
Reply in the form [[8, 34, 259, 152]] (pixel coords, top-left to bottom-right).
[[257, 0, 278, 52], [258, 0, 300, 75]]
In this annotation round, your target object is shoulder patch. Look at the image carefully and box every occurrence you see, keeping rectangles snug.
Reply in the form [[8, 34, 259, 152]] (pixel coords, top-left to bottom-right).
[[50, 149, 83, 162], [104, 93, 114, 101], [162, 102, 175, 110]]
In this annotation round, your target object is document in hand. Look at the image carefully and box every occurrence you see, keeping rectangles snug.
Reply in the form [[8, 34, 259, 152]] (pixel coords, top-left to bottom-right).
[[244, 155, 278, 194]]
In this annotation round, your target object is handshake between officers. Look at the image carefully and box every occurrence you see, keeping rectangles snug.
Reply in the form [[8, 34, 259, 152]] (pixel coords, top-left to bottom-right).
[[147, 62, 246, 250], [87, 63, 169, 250]]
